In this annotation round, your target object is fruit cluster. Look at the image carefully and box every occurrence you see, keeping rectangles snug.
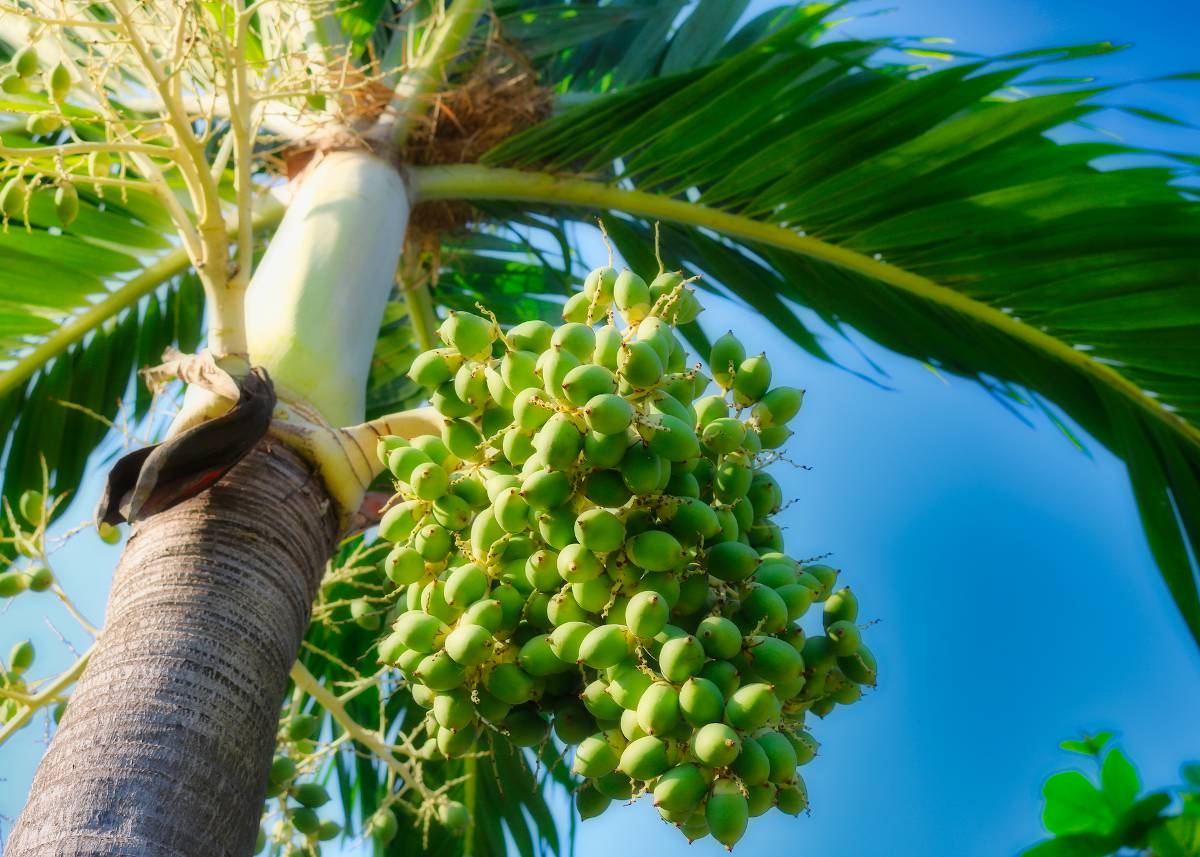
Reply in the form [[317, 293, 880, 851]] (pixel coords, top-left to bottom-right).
[[374, 267, 876, 849]]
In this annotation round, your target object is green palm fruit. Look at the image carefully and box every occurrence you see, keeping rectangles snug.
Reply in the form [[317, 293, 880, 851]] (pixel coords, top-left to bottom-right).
[[731, 736, 770, 786], [500, 427, 534, 464], [576, 784, 611, 820], [316, 819, 342, 841], [579, 624, 632, 669], [409, 348, 462, 387], [626, 591, 670, 639], [646, 414, 700, 461], [752, 386, 804, 426], [620, 707, 646, 742], [619, 444, 664, 495], [453, 364, 489, 410], [674, 571, 710, 616], [386, 544, 429, 583], [44, 60, 70, 101], [387, 445, 430, 481], [838, 644, 877, 686], [747, 473, 782, 520], [636, 681, 681, 735], [9, 640, 34, 674], [776, 584, 815, 622], [269, 755, 297, 785], [393, 611, 446, 653], [701, 419, 746, 455], [552, 322, 597, 361], [290, 807, 320, 835], [572, 577, 611, 613], [713, 455, 753, 503], [439, 311, 495, 360], [13, 47, 38, 77], [431, 381, 478, 417], [753, 560, 796, 589], [584, 265, 618, 301], [658, 635, 705, 682], [637, 316, 676, 363], [647, 390, 693, 424], [581, 679, 624, 720], [294, 783, 332, 808], [97, 522, 121, 544], [732, 354, 772, 405], [500, 705, 547, 745], [625, 531, 683, 572], [694, 395, 728, 428], [681, 813, 710, 843], [730, 496, 754, 533], [824, 586, 859, 626], [756, 730, 799, 783], [489, 486, 526, 534], [538, 347, 580, 402], [575, 508, 626, 553], [18, 490, 43, 526], [706, 541, 759, 583], [607, 661, 652, 710], [285, 713, 320, 741], [805, 563, 840, 600], [706, 778, 749, 850], [1, 177, 29, 219], [709, 332, 746, 390], [590, 324, 621, 367], [437, 722, 477, 756], [738, 585, 789, 635], [725, 683, 781, 731], [415, 524, 452, 561], [472, 687, 510, 722], [462, 597, 504, 632], [431, 494, 472, 531], [696, 616, 741, 659], [582, 469, 633, 508], [692, 723, 740, 767], [679, 676, 724, 727], [614, 270, 652, 324], [584, 393, 634, 435], [619, 734, 669, 780], [664, 468, 700, 498], [547, 588, 589, 626], [516, 472, 567, 514], [26, 112, 60, 136], [754, 424, 790, 450], [0, 73, 26, 94], [377, 631, 408, 665], [557, 543, 603, 583], [444, 562, 488, 607], [487, 663, 538, 705], [653, 762, 708, 814], [617, 340, 663, 389], [775, 779, 808, 815], [410, 461, 449, 500], [50, 181, 78, 230], [534, 413, 583, 469], [519, 634, 570, 676], [826, 619, 862, 656], [522, 549, 559, 592], [746, 782, 777, 818], [561, 293, 592, 323], [25, 566, 52, 593], [699, 660, 740, 698], [549, 620, 593, 663], [415, 650, 466, 691], [594, 771, 634, 800], [349, 598, 380, 630], [507, 319, 554, 352], [573, 732, 621, 777], [368, 807, 399, 843], [787, 730, 819, 766], [499, 349, 539, 393], [512, 387, 554, 431], [585, 428, 630, 468]]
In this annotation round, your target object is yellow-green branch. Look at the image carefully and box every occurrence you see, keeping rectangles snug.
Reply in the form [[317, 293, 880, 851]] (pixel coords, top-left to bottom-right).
[[0, 646, 93, 745], [407, 163, 1200, 453], [0, 199, 284, 399]]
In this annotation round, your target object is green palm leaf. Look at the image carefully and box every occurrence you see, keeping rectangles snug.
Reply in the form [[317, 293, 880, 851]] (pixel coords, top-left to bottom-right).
[[406, 20, 1200, 643]]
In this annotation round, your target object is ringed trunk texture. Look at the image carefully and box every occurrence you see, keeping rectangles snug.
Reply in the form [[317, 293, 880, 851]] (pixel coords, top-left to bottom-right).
[[6, 442, 336, 857]]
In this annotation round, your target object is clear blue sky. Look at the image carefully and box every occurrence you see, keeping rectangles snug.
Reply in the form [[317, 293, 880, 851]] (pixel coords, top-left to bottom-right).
[[2, 2, 1199, 856]]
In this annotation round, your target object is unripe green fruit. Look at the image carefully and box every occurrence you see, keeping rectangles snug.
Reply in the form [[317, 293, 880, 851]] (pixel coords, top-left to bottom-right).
[[614, 270, 652, 324], [0, 73, 26, 95], [584, 393, 634, 435], [826, 619, 862, 656], [725, 683, 781, 731], [713, 455, 753, 504], [583, 429, 628, 469], [547, 589, 589, 625], [293, 782, 331, 808], [368, 808, 399, 843], [513, 387, 555, 430], [707, 541, 760, 583], [699, 660, 740, 698], [13, 47, 38, 78], [654, 762, 708, 814], [617, 341, 663, 389], [471, 509, 505, 559], [584, 265, 618, 301], [439, 311, 495, 359], [789, 730, 819, 765], [838, 644, 878, 686], [487, 663, 538, 705], [702, 418, 746, 455], [647, 414, 700, 462], [97, 522, 121, 544], [697, 616, 742, 659], [775, 779, 809, 815], [462, 597, 504, 632], [824, 586, 860, 626], [573, 732, 621, 777], [738, 584, 789, 634], [431, 381, 477, 417], [46, 61, 71, 102], [620, 707, 646, 742], [490, 486, 527, 534], [625, 531, 683, 572], [393, 611, 446, 653], [776, 584, 815, 621], [437, 722, 477, 756], [756, 730, 799, 783], [806, 563, 840, 600], [18, 490, 43, 526], [626, 590, 670, 638], [747, 473, 783, 521], [501, 705, 548, 746], [582, 469, 633, 508], [9, 640, 34, 674], [285, 713, 320, 741], [575, 508, 625, 553], [409, 348, 463, 388], [679, 676, 725, 727], [706, 778, 749, 850], [753, 386, 804, 426], [607, 661, 652, 710], [636, 681, 681, 735], [619, 444, 665, 495], [519, 470, 570, 512], [269, 755, 297, 785], [619, 734, 669, 780], [549, 620, 593, 663], [692, 722, 740, 767], [524, 549, 559, 592], [442, 623, 491, 667], [694, 395, 729, 427], [415, 650, 467, 691], [732, 354, 772, 405], [831, 681, 862, 705], [550, 322, 595, 360], [658, 635, 705, 682], [534, 413, 583, 469], [745, 782, 777, 817], [441, 420, 482, 462], [801, 636, 837, 672], [410, 462, 449, 500], [519, 633, 571, 676], [557, 542, 602, 583], [572, 576, 611, 613], [415, 524, 452, 561], [709, 332, 746, 390], [349, 598, 380, 630], [579, 624, 632, 669], [576, 784, 611, 820], [508, 319, 554, 352], [731, 736, 770, 786], [290, 807, 321, 835], [1, 177, 29, 219]]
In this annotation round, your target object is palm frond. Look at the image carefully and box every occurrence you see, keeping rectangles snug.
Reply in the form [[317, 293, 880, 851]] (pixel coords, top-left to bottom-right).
[[410, 20, 1200, 643]]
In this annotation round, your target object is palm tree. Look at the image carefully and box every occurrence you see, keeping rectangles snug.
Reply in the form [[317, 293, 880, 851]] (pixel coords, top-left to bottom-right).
[[0, 1, 1195, 855]]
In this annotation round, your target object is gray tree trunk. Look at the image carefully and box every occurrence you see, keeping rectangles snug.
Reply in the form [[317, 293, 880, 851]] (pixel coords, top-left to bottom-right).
[[6, 442, 337, 857]]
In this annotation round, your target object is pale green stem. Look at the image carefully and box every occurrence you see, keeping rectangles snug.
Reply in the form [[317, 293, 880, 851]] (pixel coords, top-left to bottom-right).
[[375, 0, 489, 147], [0, 646, 93, 745], [0, 199, 284, 400], [407, 163, 1200, 453]]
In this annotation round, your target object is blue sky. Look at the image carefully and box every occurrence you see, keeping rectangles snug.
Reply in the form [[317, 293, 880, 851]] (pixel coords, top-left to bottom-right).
[[3, 1, 1199, 855]]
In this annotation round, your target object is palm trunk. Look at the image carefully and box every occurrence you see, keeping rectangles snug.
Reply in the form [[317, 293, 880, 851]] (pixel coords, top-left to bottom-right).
[[6, 442, 336, 856]]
